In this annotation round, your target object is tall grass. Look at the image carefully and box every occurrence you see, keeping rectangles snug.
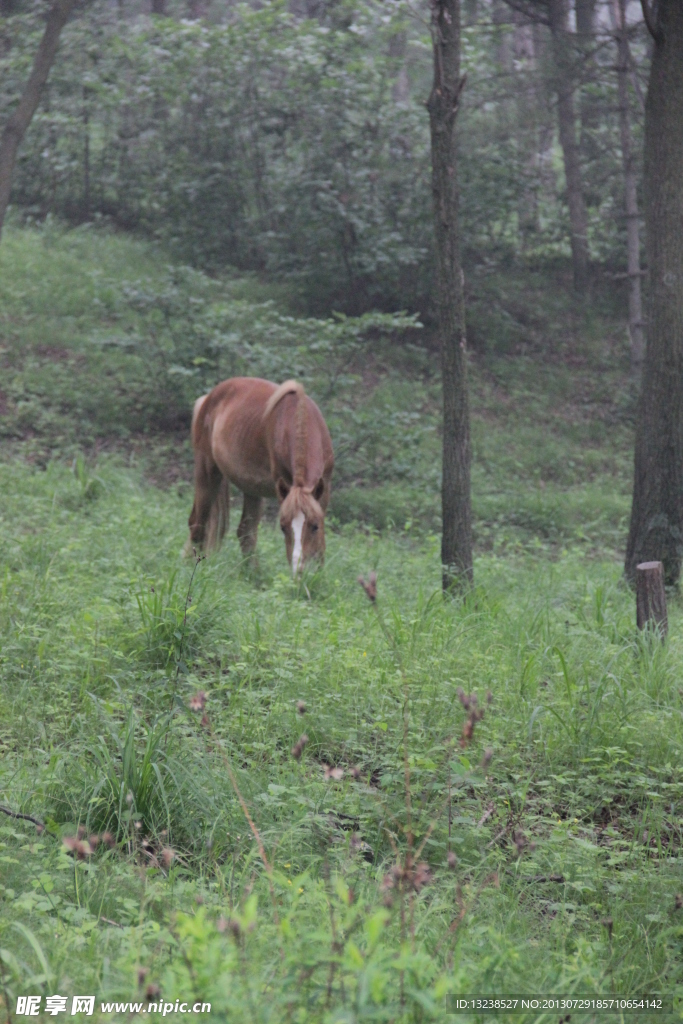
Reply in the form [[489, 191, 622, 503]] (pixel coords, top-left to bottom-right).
[[0, 458, 682, 1020]]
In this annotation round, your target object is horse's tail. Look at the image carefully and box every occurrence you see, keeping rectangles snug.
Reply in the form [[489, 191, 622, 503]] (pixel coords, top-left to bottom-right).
[[185, 392, 229, 555], [263, 380, 308, 488], [205, 474, 230, 552]]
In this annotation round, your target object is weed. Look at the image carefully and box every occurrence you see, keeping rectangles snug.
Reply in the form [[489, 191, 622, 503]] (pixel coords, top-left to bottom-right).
[[131, 567, 205, 672], [71, 454, 104, 504]]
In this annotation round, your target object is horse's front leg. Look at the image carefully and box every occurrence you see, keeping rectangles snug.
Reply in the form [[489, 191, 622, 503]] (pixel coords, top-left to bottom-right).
[[237, 494, 263, 557]]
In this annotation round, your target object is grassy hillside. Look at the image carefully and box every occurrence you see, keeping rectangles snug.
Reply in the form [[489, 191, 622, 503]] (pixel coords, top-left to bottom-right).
[[1, 223, 681, 1023], [0, 221, 635, 551]]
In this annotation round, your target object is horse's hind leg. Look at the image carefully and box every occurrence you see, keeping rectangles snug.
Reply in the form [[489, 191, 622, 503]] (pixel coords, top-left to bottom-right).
[[237, 494, 263, 557], [187, 456, 226, 553]]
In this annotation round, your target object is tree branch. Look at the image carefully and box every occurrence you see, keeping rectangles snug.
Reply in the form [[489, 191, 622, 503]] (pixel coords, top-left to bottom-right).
[[0, 804, 57, 837]]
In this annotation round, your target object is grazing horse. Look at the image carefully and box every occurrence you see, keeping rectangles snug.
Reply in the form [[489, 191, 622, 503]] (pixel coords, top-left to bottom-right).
[[187, 377, 334, 574]]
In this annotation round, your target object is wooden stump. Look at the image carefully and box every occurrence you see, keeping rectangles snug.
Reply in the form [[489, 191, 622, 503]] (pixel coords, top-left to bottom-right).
[[636, 561, 668, 637]]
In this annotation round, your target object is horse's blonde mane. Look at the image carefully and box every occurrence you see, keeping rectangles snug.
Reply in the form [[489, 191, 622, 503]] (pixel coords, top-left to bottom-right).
[[263, 380, 308, 487]]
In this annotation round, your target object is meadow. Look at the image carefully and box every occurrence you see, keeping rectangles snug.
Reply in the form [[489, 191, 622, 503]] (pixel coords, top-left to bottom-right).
[[1, 222, 682, 1022]]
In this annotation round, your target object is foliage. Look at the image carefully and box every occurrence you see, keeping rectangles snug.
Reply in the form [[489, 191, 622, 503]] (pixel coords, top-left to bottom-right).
[[0, 0, 649, 313], [3, 1, 435, 311], [96, 263, 421, 403]]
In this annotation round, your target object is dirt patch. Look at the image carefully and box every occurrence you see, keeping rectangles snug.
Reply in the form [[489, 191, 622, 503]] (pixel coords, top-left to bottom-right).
[[32, 344, 74, 361]]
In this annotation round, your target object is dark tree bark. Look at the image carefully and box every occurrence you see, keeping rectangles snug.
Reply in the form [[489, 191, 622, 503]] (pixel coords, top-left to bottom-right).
[[625, 0, 683, 584], [151, 0, 167, 14], [0, 0, 76, 239], [428, 0, 473, 592], [610, 0, 644, 369], [548, 0, 590, 293]]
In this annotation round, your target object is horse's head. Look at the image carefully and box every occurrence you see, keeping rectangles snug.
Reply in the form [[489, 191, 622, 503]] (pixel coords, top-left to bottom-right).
[[277, 480, 326, 575]]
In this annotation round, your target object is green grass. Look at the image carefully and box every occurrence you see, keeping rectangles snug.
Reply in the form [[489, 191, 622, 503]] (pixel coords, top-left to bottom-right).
[[1, 222, 681, 1022]]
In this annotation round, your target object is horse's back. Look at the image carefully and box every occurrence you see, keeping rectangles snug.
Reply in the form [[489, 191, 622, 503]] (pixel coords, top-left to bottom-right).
[[192, 376, 333, 497], [196, 378, 278, 495]]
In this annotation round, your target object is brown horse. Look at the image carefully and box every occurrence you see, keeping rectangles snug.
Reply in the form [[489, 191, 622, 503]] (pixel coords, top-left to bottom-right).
[[187, 377, 334, 574]]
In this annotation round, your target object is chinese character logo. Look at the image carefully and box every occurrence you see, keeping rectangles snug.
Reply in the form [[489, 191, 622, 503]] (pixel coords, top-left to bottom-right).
[[71, 997, 95, 1016], [16, 997, 41, 1016], [45, 996, 68, 1015]]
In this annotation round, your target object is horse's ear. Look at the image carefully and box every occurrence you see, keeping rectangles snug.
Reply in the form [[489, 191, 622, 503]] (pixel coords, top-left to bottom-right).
[[313, 477, 325, 502], [277, 478, 290, 503]]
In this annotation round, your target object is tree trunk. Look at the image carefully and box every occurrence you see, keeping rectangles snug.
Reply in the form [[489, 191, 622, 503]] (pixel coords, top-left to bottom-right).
[[151, 0, 168, 14], [575, 0, 598, 160], [625, 0, 683, 584], [388, 30, 409, 104], [575, 0, 596, 36], [428, 0, 473, 592], [548, 0, 590, 293], [83, 86, 91, 221], [511, 13, 541, 246], [635, 561, 668, 635], [610, 0, 644, 369], [0, 0, 76, 240]]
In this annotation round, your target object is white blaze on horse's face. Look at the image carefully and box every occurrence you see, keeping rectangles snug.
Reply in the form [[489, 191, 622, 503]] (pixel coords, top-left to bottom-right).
[[291, 511, 305, 576]]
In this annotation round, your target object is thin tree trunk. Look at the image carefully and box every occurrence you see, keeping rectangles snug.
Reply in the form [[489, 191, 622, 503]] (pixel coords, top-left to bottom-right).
[[463, 0, 477, 26], [610, 0, 644, 369], [493, 0, 512, 70], [532, 21, 556, 234], [512, 13, 540, 246], [575, 0, 596, 37], [389, 30, 409, 104], [83, 85, 91, 221], [625, 0, 683, 584], [0, 0, 76, 239], [428, 0, 473, 592], [575, 0, 598, 157], [548, 0, 590, 293]]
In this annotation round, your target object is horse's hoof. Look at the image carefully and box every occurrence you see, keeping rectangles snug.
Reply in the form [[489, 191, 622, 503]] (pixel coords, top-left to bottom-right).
[[182, 538, 198, 559]]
